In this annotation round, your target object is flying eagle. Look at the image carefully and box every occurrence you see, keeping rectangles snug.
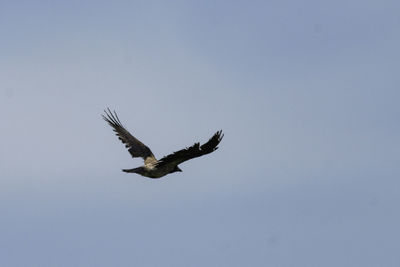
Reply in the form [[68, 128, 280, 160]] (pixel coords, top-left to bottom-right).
[[102, 108, 223, 178]]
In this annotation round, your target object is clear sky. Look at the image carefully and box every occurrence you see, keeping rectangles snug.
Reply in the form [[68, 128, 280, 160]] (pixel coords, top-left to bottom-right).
[[1, 1, 399, 266]]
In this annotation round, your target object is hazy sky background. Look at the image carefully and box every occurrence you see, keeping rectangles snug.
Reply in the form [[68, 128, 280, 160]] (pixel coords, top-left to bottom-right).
[[1, 1, 399, 266]]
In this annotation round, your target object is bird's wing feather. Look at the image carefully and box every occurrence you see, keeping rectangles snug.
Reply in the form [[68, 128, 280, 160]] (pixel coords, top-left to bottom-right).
[[156, 130, 223, 167], [102, 108, 156, 162]]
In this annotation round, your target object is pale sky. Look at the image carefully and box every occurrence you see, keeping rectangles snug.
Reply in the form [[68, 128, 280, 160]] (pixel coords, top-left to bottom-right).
[[1, 1, 400, 266]]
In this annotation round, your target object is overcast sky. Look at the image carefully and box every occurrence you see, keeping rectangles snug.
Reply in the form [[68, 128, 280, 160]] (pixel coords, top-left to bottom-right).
[[1, 1, 400, 266]]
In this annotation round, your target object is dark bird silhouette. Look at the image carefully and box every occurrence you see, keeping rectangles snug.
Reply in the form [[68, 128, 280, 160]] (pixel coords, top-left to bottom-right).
[[102, 108, 223, 178]]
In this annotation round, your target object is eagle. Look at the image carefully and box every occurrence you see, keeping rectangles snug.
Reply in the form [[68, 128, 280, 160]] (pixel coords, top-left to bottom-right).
[[102, 108, 223, 178]]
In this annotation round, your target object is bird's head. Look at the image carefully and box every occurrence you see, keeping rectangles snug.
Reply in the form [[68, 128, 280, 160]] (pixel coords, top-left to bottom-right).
[[172, 166, 182, 173]]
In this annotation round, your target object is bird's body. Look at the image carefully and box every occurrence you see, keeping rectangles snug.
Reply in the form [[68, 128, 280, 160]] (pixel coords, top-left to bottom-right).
[[102, 108, 223, 179], [122, 164, 179, 178]]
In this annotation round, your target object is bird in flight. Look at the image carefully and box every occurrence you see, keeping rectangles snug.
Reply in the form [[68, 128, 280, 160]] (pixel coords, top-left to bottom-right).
[[102, 108, 223, 178]]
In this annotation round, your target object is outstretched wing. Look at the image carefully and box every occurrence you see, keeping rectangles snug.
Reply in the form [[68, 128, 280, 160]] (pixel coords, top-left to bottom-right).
[[156, 130, 223, 168], [102, 108, 156, 162]]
